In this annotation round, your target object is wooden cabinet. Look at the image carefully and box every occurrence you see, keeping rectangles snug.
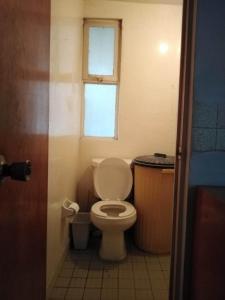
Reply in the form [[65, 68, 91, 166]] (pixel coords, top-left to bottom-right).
[[134, 165, 174, 253]]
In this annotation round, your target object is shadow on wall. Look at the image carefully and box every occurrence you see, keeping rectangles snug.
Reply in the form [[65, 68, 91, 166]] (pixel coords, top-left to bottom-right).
[[77, 166, 98, 212]]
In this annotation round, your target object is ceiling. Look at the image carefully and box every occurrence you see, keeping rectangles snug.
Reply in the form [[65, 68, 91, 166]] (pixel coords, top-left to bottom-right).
[[106, 0, 182, 5]]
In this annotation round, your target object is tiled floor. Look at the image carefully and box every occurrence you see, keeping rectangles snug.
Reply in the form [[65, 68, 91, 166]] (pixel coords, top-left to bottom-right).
[[49, 237, 170, 300]]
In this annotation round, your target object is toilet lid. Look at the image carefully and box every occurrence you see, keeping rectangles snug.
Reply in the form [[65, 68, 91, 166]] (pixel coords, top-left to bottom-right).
[[94, 158, 133, 201]]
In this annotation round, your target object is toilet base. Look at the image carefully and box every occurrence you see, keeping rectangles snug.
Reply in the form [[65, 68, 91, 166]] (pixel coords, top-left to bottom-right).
[[100, 231, 126, 261]]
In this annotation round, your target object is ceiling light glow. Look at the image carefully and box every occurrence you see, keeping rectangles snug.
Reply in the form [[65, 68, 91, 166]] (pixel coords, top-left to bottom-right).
[[159, 42, 169, 54]]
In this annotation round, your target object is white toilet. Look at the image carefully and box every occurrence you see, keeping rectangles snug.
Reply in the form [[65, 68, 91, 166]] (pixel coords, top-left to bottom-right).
[[91, 157, 137, 261]]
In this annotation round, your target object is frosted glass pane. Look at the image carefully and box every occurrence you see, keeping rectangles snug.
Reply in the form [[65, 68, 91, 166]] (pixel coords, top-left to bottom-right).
[[84, 84, 117, 137], [88, 27, 115, 76]]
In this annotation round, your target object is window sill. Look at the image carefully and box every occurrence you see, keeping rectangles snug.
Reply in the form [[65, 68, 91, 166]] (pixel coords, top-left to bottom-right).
[[80, 135, 118, 141]]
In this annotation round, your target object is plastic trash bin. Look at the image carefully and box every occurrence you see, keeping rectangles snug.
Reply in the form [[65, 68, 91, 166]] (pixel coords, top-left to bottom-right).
[[71, 212, 90, 250]]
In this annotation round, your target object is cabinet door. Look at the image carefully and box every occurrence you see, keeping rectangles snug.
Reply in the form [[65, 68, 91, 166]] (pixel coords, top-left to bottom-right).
[[191, 187, 225, 300]]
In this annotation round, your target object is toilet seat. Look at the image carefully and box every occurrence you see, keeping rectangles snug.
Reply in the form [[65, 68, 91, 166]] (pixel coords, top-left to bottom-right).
[[94, 157, 133, 201], [91, 200, 135, 219]]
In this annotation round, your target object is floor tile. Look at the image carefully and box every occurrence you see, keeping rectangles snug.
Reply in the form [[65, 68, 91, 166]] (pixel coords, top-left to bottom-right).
[[49, 287, 67, 299], [134, 270, 149, 279], [76, 261, 90, 269], [149, 270, 165, 280], [165, 279, 170, 288], [118, 270, 133, 279], [54, 277, 70, 287], [86, 277, 102, 288], [153, 290, 169, 300], [88, 270, 103, 278], [132, 262, 147, 271], [90, 261, 104, 270], [65, 288, 84, 300], [70, 277, 86, 288], [73, 268, 88, 278], [145, 255, 159, 264], [131, 255, 145, 263], [158, 256, 170, 263], [102, 278, 118, 289], [49, 239, 170, 300], [118, 289, 135, 300], [103, 269, 118, 279], [119, 262, 132, 271], [151, 279, 167, 291], [59, 268, 74, 277], [83, 288, 101, 300], [63, 261, 75, 269], [119, 278, 134, 288], [101, 289, 118, 300], [135, 289, 154, 300], [134, 278, 151, 289], [147, 262, 162, 271], [163, 270, 170, 280], [160, 263, 170, 271], [72, 253, 92, 261], [104, 263, 118, 270]]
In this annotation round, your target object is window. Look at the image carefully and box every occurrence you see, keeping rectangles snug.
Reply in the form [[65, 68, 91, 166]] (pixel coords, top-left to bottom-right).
[[82, 19, 121, 138]]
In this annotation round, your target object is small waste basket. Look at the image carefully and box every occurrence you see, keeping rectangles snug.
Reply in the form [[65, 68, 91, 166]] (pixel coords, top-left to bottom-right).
[[71, 212, 90, 250]]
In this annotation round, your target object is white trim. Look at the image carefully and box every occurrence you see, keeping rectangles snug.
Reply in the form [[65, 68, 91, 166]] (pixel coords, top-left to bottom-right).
[[81, 83, 119, 139], [81, 18, 122, 139], [83, 19, 121, 83]]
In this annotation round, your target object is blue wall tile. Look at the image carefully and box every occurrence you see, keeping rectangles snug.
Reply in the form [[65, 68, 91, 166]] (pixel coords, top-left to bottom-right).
[[192, 128, 217, 152], [192, 101, 217, 128], [190, 0, 225, 186], [194, 1, 225, 105], [217, 105, 225, 129], [216, 129, 225, 150], [189, 152, 225, 186]]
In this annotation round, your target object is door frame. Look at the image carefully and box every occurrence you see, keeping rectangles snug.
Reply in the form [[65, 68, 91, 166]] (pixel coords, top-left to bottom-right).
[[169, 0, 197, 299]]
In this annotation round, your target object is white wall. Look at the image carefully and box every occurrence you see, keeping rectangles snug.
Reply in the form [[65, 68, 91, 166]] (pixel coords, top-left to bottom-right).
[[77, 0, 182, 210], [47, 0, 83, 287]]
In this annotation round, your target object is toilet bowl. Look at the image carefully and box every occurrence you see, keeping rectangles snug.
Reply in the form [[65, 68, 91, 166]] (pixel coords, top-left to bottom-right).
[[91, 157, 137, 261]]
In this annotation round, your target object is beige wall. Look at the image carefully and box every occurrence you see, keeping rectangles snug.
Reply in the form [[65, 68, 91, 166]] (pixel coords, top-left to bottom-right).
[[77, 0, 182, 209], [47, 0, 83, 287]]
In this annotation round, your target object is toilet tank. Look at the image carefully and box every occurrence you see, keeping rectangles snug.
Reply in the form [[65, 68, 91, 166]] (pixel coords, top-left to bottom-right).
[[92, 158, 132, 168]]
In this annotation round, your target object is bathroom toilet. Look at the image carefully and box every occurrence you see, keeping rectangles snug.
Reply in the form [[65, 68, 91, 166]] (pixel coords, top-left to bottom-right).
[[91, 157, 137, 261]]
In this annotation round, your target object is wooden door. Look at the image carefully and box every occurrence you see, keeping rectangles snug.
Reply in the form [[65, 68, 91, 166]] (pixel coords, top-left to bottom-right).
[[0, 1, 50, 299]]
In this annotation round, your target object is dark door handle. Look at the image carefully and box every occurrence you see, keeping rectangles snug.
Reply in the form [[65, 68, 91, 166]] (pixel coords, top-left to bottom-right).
[[0, 155, 31, 182]]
